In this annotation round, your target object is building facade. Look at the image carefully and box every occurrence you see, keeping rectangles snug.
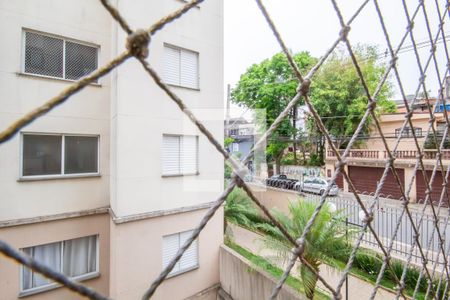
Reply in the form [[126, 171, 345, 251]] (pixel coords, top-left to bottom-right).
[[0, 1, 224, 299], [325, 100, 450, 205], [225, 117, 255, 162]]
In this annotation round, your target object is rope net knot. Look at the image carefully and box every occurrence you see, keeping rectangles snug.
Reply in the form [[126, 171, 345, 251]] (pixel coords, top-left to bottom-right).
[[126, 29, 151, 59]]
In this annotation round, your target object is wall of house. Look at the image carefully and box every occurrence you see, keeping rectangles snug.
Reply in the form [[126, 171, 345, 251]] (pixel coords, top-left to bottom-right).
[[363, 114, 429, 151], [110, 0, 224, 217], [109, 207, 223, 300], [0, 0, 112, 221], [0, 213, 110, 299]]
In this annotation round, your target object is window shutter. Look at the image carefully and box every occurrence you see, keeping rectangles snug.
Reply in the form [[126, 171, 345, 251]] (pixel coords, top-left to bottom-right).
[[181, 136, 198, 174], [179, 230, 198, 270], [180, 49, 198, 89], [162, 136, 180, 175], [164, 46, 180, 85], [162, 234, 180, 275]]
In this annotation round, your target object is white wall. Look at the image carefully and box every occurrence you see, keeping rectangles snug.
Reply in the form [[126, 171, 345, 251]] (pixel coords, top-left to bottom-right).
[[0, 0, 112, 220], [0, 0, 224, 219], [111, 0, 224, 217]]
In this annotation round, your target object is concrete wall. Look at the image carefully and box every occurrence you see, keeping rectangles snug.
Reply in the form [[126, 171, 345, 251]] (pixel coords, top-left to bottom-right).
[[0, 0, 112, 221], [0, 213, 110, 299], [248, 183, 300, 216], [228, 223, 398, 300], [109, 206, 223, 300], [111, 0, 224, 217], [220, 245, 305, 300]]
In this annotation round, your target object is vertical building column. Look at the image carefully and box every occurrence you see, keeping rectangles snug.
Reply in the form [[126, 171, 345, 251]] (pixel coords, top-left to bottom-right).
[[342, 164, 349, 193], [404, 167, 417, 203]]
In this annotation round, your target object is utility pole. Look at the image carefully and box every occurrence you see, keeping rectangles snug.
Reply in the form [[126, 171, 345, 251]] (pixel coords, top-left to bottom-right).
[[225, 84, 231, 138], [292, 105, 297, 164]]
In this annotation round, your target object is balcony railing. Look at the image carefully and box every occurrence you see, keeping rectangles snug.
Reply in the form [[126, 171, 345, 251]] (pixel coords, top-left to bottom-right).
[[326, 149, 450, 160]]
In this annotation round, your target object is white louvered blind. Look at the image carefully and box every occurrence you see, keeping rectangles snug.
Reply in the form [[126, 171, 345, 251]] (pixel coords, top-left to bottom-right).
[[179, 231, 198, 270], [163, 44, 199, 89], [162, 233, 180, 276], [180, 49, 199, 89], [181, 136, 198, 174], [162, 135, 180, 175], [163, 46, 180, 86], [162, 135, 198, 176], [162, 230, 198, 276]]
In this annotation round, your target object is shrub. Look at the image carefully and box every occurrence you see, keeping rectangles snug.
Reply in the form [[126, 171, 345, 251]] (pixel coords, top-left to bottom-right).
[[353, 251, 383, 277]]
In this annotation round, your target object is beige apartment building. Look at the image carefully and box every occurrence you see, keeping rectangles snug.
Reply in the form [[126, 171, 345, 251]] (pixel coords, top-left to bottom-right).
[[325, 97, 450, 205], [0, 1, 224, 299]]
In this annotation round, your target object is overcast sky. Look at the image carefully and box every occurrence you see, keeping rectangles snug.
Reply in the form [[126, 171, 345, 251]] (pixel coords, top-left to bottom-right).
[[224, 0, 450, 116]]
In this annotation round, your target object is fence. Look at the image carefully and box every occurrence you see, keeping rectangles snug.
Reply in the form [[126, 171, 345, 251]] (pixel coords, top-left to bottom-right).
[[304, 193, 450, 267], [0, 0, 449, 299], [327, 149, 450, 160]]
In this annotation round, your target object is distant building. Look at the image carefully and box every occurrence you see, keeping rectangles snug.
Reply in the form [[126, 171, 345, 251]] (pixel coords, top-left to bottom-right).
[[395, 97, 437, 113], [225, 117, 255, 171], [325, 95, 450, 205]]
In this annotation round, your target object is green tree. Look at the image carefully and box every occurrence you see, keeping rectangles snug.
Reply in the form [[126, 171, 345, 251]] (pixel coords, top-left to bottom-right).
[[224, 188, 266, 233], [310, 45, 396, 149], [260, 201, 346, 299], [231, 52, 318, 172]]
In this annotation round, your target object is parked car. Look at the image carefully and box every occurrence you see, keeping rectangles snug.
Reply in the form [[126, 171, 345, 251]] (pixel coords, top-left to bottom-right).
[[265, 174, 298, 190], [295, 177, 340, 196]]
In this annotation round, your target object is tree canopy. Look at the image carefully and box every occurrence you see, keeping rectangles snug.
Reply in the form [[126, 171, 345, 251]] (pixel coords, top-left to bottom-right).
[[231, 45, 396, 167], [309, 45, 396, 148], [231, 52, 317, 167]]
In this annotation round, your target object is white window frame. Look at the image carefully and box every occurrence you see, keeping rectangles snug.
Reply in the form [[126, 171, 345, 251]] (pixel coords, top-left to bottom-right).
[[21, 29, 100, 83], [162, 230, 199, 278], [162, 134, 199, 177], [20, 132, 100, 180], [19, 235, 100, 297], [163, 43, 200, 90]]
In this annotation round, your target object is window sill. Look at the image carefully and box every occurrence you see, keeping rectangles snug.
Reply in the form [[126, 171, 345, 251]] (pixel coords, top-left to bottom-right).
[[162, 172, 199, 178], [166, 265, 199, 279], [166, 83, 200, 91], [16, 72, 102, 87], [18, 272, 100, 298], [18, 173, 101, 182]]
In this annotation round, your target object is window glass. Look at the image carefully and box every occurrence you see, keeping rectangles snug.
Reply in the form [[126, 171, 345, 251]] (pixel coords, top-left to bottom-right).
[[24, 31, 98, 80], [24, 32, 64, 78], [22, 242, 61, 290], [64, 136, 98, 174], [65, 41, 98, 80], [63, 236, 97, 277], [23, 135, 62, 176], [22, 236, 98, 292]]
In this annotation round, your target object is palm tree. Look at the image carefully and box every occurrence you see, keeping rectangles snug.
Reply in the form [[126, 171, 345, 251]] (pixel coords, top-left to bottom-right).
[[260, 200, 347, 299], [224, 188, 267, 232]]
